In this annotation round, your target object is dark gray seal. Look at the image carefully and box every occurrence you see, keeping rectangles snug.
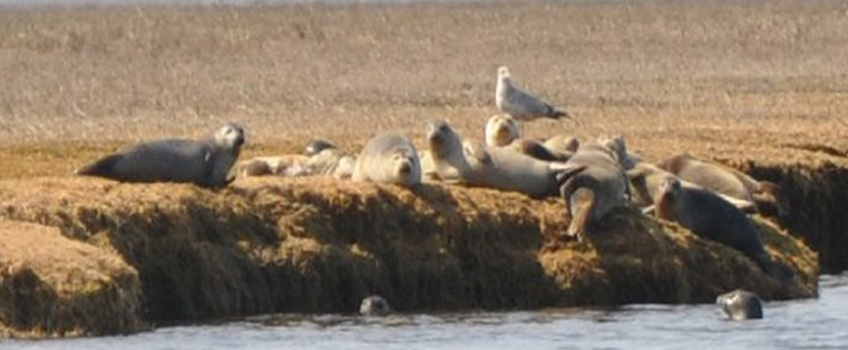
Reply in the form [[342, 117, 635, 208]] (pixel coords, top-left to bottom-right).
[[716, 289, 763, 321], [76, 123, 246, 188]]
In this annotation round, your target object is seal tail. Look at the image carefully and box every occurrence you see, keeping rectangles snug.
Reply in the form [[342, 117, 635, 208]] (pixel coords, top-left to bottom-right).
[[566, 187, 596, 240], [75, 154, 123, 177]]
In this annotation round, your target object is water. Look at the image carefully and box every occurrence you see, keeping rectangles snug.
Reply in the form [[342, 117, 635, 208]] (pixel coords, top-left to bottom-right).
[[4, 274, 847, 350]]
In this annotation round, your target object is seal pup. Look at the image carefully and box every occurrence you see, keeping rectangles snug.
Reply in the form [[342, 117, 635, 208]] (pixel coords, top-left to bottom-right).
[[352, 132, 421, 187], [655, 177, 776, 274], [716, 289, 763, 321], [485, 114, 523, 147], [360, 295, 391, 317], [626, 162, 756, 213], [557, 143, 629, 239], [496, 66, 570, 121], [76, 123, 246, 188], [427, 121, 581, 199]]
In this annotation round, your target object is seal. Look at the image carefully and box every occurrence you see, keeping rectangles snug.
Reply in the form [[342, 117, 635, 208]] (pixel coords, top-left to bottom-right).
[[598, 135, 642, 170], [485, 114, 523, 147], [238, 155, 309, 177], [427, 120, 581, 199], [655, 177, 776, 274], [626, 162, 756, 213], [352, 132, 421, 186], [506, 139, 572, 162], [496, 66, 570, 121], [360, 295, 391, 316], [305, 148, 356, 179], [543, 135, 581, 154], [557, 143, 629, 239], [76, 123, 246, 188], [304, 139, 337, 157], [716, 289, 763, 321], [658, 153, 785, 215]]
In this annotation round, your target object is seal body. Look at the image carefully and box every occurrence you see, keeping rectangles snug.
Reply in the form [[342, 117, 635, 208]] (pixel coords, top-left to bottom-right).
[[76, 123, 246, 188], [360, 295, 391, 317], [655, 177, 774, 273], [558, 143, 629, 239], [598, 135, 642, 170], [544, 135, 581, 154], [352, 132, 421, 186], [716, 289, 763, 321], [626, 162, 755, 213], [427, 121, 575, 199], [506, 139, 572, 162]]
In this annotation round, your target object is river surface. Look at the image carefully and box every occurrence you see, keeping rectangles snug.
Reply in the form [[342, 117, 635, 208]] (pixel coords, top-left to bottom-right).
[[4, 274, 847, 350]]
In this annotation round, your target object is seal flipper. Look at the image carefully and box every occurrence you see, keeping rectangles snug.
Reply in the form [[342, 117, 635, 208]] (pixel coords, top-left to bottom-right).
[[566, 187, 596, 241], [75, 154, 125, 178]]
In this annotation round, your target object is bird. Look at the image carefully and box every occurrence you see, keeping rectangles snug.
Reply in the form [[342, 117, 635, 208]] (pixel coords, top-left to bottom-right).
[[495, 66, 570, 121]]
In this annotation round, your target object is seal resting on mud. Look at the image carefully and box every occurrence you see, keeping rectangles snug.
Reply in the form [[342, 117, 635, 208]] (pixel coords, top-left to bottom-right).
[[76, 123, 246, 188], [485, 114, 522, 147], [360, 295, 391, 317], [496, 66, 570, 121], [626, 162, 756, 213], [716, 289, 763, 321], [657, 153, 783, 214], [655, 177, 778, 275], [427, 120, 580, 199], [506, 139, 572, 162], [544, 135, 580, 154], [352, 132, 421, 186], [598, 135, 642, 170], [557, 143, 629, 239]]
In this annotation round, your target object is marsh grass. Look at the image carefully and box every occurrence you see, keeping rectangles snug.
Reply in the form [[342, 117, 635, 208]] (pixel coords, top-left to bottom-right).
[[1, 0, 848, 179]]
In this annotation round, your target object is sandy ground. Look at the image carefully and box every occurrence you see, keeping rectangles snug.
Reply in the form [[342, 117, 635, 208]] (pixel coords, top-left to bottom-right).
[[1, 0, 847, 178]]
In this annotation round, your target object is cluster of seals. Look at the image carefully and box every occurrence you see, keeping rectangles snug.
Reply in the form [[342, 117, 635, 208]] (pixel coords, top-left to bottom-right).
[[76, 123, 246, 188], [352, 132, 422, 187], [557, 143, 629, 239], [716, 289, 763, 321]]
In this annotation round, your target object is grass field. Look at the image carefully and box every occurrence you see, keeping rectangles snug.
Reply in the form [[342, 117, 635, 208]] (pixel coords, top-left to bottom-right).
[[1, 0, 848, 179]]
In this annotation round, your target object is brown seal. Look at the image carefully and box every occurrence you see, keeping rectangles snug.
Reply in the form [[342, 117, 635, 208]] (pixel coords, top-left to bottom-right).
[[76, 123, 246, 188], [557, 143, 629, 239], [352, 132, 421, 187]]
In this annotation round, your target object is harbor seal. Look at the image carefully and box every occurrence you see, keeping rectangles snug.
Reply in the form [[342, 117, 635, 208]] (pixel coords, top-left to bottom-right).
[[304, 139, 337, 157], [485, 114, 523, 147], [76, 123, 246, 188], [598, 135, 642, 170], [557, 143, 629, 239], [506, 139, 572, 162], [496, 66, 570, 121], [655, 177, 776, 273], [237, 155, 309, 177], [543, 135, 581, 154], [626, 162, 756, 213], [352, 132, 421, 186], [360, 295, 391, 316], [716, 289, 763, 321], [427, 120, 581, 199]]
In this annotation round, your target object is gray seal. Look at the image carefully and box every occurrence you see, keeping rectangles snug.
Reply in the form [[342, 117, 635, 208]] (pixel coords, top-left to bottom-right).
[[352, 132, 421, 186], [716, 289, 763, 321], [76, 123, 246, 188], [360, 295, 391, 316]]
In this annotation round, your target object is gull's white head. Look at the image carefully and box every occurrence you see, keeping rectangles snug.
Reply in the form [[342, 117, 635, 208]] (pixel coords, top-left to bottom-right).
[[497, 66, 511, 80]]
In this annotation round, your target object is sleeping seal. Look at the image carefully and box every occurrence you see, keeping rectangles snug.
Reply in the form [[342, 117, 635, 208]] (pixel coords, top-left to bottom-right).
[[76, 123, 246, 188], [352, 132, 421, 186]]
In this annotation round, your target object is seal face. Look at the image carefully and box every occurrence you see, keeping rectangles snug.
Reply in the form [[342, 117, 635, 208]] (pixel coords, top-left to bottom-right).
[[656, 177, 776, 274], [359, 295, 391, 317], [495, 66, 570, 121], [485, 114, 522, 147], [716, 289, 763, 321], [76, 123, 246, 188], [352, 132, 421, 187]]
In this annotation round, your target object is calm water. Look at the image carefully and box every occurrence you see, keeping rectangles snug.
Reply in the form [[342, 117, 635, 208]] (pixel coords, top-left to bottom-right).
[[5, 274, 847, 350]]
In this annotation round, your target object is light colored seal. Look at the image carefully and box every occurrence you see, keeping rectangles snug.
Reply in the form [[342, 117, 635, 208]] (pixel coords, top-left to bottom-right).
[[352, 132, 421, 186], [76, 123, 246, 188], [716, 289, 763, 321], [506, 139, 572, 162], [485, 114, 523, 147], [496, 66, 570, 121], [626, 162, 756, 213], [598, 135, 642, 170], [557, 143, 629, 239], [360, 295, 391, 316], [543, 135, 581, 154], [305, 148, 356, 179], [238, 155, 310, 177], [427, 121, 580, 199], [655, 177, 776, 274]]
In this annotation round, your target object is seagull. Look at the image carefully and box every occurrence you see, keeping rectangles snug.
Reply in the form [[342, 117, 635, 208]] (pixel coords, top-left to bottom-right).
[[495, 66, 570, 121]]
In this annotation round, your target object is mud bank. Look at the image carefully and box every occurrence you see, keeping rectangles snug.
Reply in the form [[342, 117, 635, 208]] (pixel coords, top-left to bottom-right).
[[0, 177, 817, 337]]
